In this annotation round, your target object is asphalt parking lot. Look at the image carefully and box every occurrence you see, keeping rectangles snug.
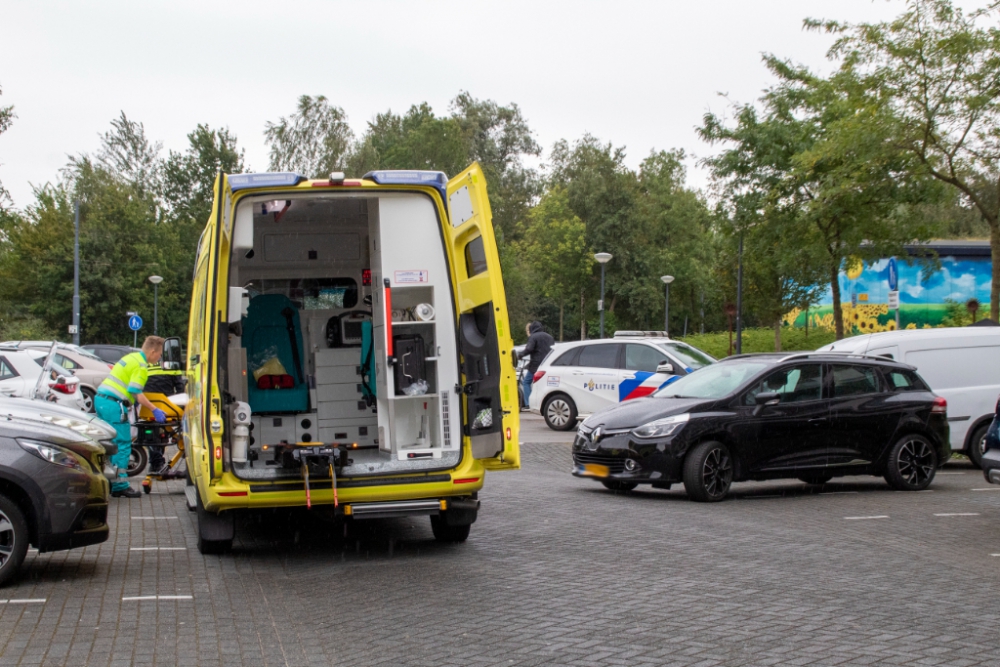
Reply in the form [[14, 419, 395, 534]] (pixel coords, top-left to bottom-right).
[[1, 414, 998, 666]]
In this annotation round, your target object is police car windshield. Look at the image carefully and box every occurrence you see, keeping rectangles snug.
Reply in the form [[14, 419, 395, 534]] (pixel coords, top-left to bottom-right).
[[654, 359, 771, 399], [656, 342, 715, 370]]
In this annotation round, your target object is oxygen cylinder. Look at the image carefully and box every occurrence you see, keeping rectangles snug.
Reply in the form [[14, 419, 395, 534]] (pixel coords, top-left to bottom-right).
[[231, 401, 252, 464]]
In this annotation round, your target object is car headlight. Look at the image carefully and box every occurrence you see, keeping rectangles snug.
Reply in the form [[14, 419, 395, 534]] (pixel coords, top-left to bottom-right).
[[18, 439, 85, 470], [632, 413, 690, 439]]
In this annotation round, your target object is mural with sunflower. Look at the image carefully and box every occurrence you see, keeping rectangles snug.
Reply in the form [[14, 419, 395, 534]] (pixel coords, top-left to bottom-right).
[[787, 254, 991, 334]]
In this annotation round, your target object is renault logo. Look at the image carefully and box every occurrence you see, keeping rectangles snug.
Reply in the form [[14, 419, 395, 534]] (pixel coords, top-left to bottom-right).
[[591, 427, 603, 443]]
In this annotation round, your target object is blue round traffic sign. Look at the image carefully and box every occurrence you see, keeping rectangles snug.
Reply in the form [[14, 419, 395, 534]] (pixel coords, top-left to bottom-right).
[[128, 314, 143, 331], [887, 257, 898, 291]]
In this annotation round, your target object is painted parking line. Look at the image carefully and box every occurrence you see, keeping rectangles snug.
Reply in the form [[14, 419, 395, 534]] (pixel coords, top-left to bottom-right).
[[844, 515, 889, 520], [992, 554, 1000, 557], [129, 547, 186, 551], [0, 599, 45, 604], [938, 472, 967, 475], [934, 513, 981, 516], [971, 488, 1000, 491], [820, 491, 859, 495], [122, 595, 193, 602]]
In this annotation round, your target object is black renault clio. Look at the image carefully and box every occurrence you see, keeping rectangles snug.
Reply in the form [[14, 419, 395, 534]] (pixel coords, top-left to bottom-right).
[[572, 352, 951, 501]]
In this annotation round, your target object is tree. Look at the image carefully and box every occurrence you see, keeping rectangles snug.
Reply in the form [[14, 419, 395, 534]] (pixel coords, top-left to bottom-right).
[[812, 0, 1000, 320], [701, 58, 938, 339], [265, 95, 353, 178], [516, 188, 593, 340], [0, 84, 14, 211], [162, 124, 245, 223], [83, 112, 162, 200]]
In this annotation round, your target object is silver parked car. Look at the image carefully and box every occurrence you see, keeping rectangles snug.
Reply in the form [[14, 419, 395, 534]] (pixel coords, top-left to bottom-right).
[[1, 342, 114, 412]]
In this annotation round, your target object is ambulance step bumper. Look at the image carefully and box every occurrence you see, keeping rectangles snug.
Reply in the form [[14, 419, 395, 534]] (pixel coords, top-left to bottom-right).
[[346, 499, 443, 519], [184, 486, 197, 512]]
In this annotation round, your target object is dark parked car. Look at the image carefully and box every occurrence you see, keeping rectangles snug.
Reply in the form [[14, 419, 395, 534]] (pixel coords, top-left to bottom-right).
[[979, 396, 1000, 485], [81, 344, 139, 365], [0, 418, 110, 584], [573, 352, 950, 501]]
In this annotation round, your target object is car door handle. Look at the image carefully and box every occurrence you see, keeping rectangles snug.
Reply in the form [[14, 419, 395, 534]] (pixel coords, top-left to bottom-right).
[[808, 418, 828, 424]]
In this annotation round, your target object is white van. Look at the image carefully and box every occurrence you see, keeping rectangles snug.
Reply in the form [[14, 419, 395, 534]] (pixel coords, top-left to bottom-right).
[[818, 326, 1000, 467]]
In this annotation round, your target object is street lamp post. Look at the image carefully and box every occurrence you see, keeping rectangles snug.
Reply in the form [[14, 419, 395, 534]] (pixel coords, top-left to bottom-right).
[[148, 275, 163, 336], [594, 253, 613, 338], [736, 232, 744, 355], [660, 275, 674, 336]]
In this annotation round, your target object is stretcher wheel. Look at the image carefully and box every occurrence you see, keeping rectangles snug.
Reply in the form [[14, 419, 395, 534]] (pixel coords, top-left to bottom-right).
[[141, 478, 152, 494]]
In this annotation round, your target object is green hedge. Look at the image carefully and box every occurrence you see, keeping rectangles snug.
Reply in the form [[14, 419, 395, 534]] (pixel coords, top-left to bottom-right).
[[678, 327, 840, 359]]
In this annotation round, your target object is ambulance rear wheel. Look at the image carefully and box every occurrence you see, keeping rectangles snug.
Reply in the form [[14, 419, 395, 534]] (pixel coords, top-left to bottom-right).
[[430, 515, 471, 543], [196, 491, 234, 555]]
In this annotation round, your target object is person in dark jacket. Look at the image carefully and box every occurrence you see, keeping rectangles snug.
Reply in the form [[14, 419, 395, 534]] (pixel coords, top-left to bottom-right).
[[522, 321, 554, 408]]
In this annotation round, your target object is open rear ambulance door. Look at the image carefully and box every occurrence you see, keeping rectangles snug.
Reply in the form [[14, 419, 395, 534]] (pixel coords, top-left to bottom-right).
[[445, 163, 520, 471]]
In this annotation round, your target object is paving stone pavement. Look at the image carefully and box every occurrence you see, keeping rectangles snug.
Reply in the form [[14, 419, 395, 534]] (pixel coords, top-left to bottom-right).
[[0, 436, 998, 666]]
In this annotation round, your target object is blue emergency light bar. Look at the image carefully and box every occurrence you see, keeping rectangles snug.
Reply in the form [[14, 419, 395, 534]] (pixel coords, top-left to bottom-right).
[[362, 170, 448, 202], [229, 172, 306, 191]]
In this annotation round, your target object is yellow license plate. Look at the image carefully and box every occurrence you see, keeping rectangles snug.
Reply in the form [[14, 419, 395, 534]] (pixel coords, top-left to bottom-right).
[[576, 463, 609, 478]]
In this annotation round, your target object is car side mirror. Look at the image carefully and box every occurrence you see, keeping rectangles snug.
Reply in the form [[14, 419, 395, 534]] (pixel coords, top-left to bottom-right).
[[753, 391, 781, 416], [162, 337, 186, 372], [656, 362, 675, 375]]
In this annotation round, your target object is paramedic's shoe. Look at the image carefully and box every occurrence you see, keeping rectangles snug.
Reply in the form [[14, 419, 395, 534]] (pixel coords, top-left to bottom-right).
[[112, 487, 142, 499]]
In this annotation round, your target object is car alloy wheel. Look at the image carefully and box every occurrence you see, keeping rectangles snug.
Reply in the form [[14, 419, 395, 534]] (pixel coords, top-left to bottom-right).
[[701, 447, 733, 498], [683, 441, 733, 502], [542, 395, 577, 431], [0, 495, 29, 586], [81, 387, 96, 413], [885, 434, 937, 491]]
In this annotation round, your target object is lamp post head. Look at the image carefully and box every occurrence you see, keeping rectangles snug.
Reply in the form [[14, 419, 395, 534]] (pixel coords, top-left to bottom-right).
[[594, 252, 613, 264], [661, 275, 674, 285], [148, 275, 163, 285]]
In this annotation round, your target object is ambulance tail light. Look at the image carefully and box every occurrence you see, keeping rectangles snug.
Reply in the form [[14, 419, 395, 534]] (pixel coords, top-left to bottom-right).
[[532, 371, 546, 384], [49, 382, 77, 395]]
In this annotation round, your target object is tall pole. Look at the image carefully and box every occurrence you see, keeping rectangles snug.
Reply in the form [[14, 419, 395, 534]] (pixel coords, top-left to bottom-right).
[[72, 201, 80, 346], [599, 263, 606, 339], [153, 283, 158, 336], [736, 232, 744, 355]]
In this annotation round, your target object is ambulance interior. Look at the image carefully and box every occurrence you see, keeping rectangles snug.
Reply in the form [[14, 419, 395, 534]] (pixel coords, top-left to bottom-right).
[[222, 193, 462, 480]]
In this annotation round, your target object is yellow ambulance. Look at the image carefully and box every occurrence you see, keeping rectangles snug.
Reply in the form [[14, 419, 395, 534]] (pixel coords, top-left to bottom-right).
[[161, 165, 519, 553]]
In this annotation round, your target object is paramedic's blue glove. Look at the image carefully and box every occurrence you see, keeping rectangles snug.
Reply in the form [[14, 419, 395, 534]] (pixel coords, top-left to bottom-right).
[[152, 408, 166, 424]]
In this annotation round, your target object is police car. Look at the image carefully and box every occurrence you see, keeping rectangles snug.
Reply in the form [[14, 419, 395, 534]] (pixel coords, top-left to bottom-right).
[[527, 332, 716, 431]]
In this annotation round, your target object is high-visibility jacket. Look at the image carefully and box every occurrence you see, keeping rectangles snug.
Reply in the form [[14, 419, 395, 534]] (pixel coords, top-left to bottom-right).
[[98, 351, 149, 404]]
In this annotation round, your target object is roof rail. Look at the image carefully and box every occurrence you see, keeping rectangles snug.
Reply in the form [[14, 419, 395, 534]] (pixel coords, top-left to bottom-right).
[[776, 351, 895, 363]]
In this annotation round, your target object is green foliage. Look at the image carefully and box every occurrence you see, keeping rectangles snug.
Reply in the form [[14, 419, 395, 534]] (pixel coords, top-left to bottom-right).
[[265, 95, 353, 178], [0, 113, 246, 344], [700, 54, 942, 340], [811, 0, 1000, 319], [0, 84, 15, 210], [514, 188, 593, 340]]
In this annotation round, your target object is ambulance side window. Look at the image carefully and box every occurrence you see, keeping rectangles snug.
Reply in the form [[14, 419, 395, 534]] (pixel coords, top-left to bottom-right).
[[464, 237, 488, 278]]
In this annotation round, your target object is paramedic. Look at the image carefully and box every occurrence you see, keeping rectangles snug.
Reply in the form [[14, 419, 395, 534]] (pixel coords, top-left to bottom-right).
[[522, 321, 554, 409], [95, 336, 167, 498], [144, 361, 185, 475]]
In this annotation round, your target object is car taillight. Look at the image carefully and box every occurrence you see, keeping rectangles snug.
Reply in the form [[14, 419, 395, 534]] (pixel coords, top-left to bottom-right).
[[931, 396, 947, 415], [50, 383, 77, 394], [532, 370, 546, 384]]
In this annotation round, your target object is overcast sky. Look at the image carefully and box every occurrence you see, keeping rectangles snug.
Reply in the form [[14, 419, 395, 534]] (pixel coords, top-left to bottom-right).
[[0, 0, 987, 209]]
